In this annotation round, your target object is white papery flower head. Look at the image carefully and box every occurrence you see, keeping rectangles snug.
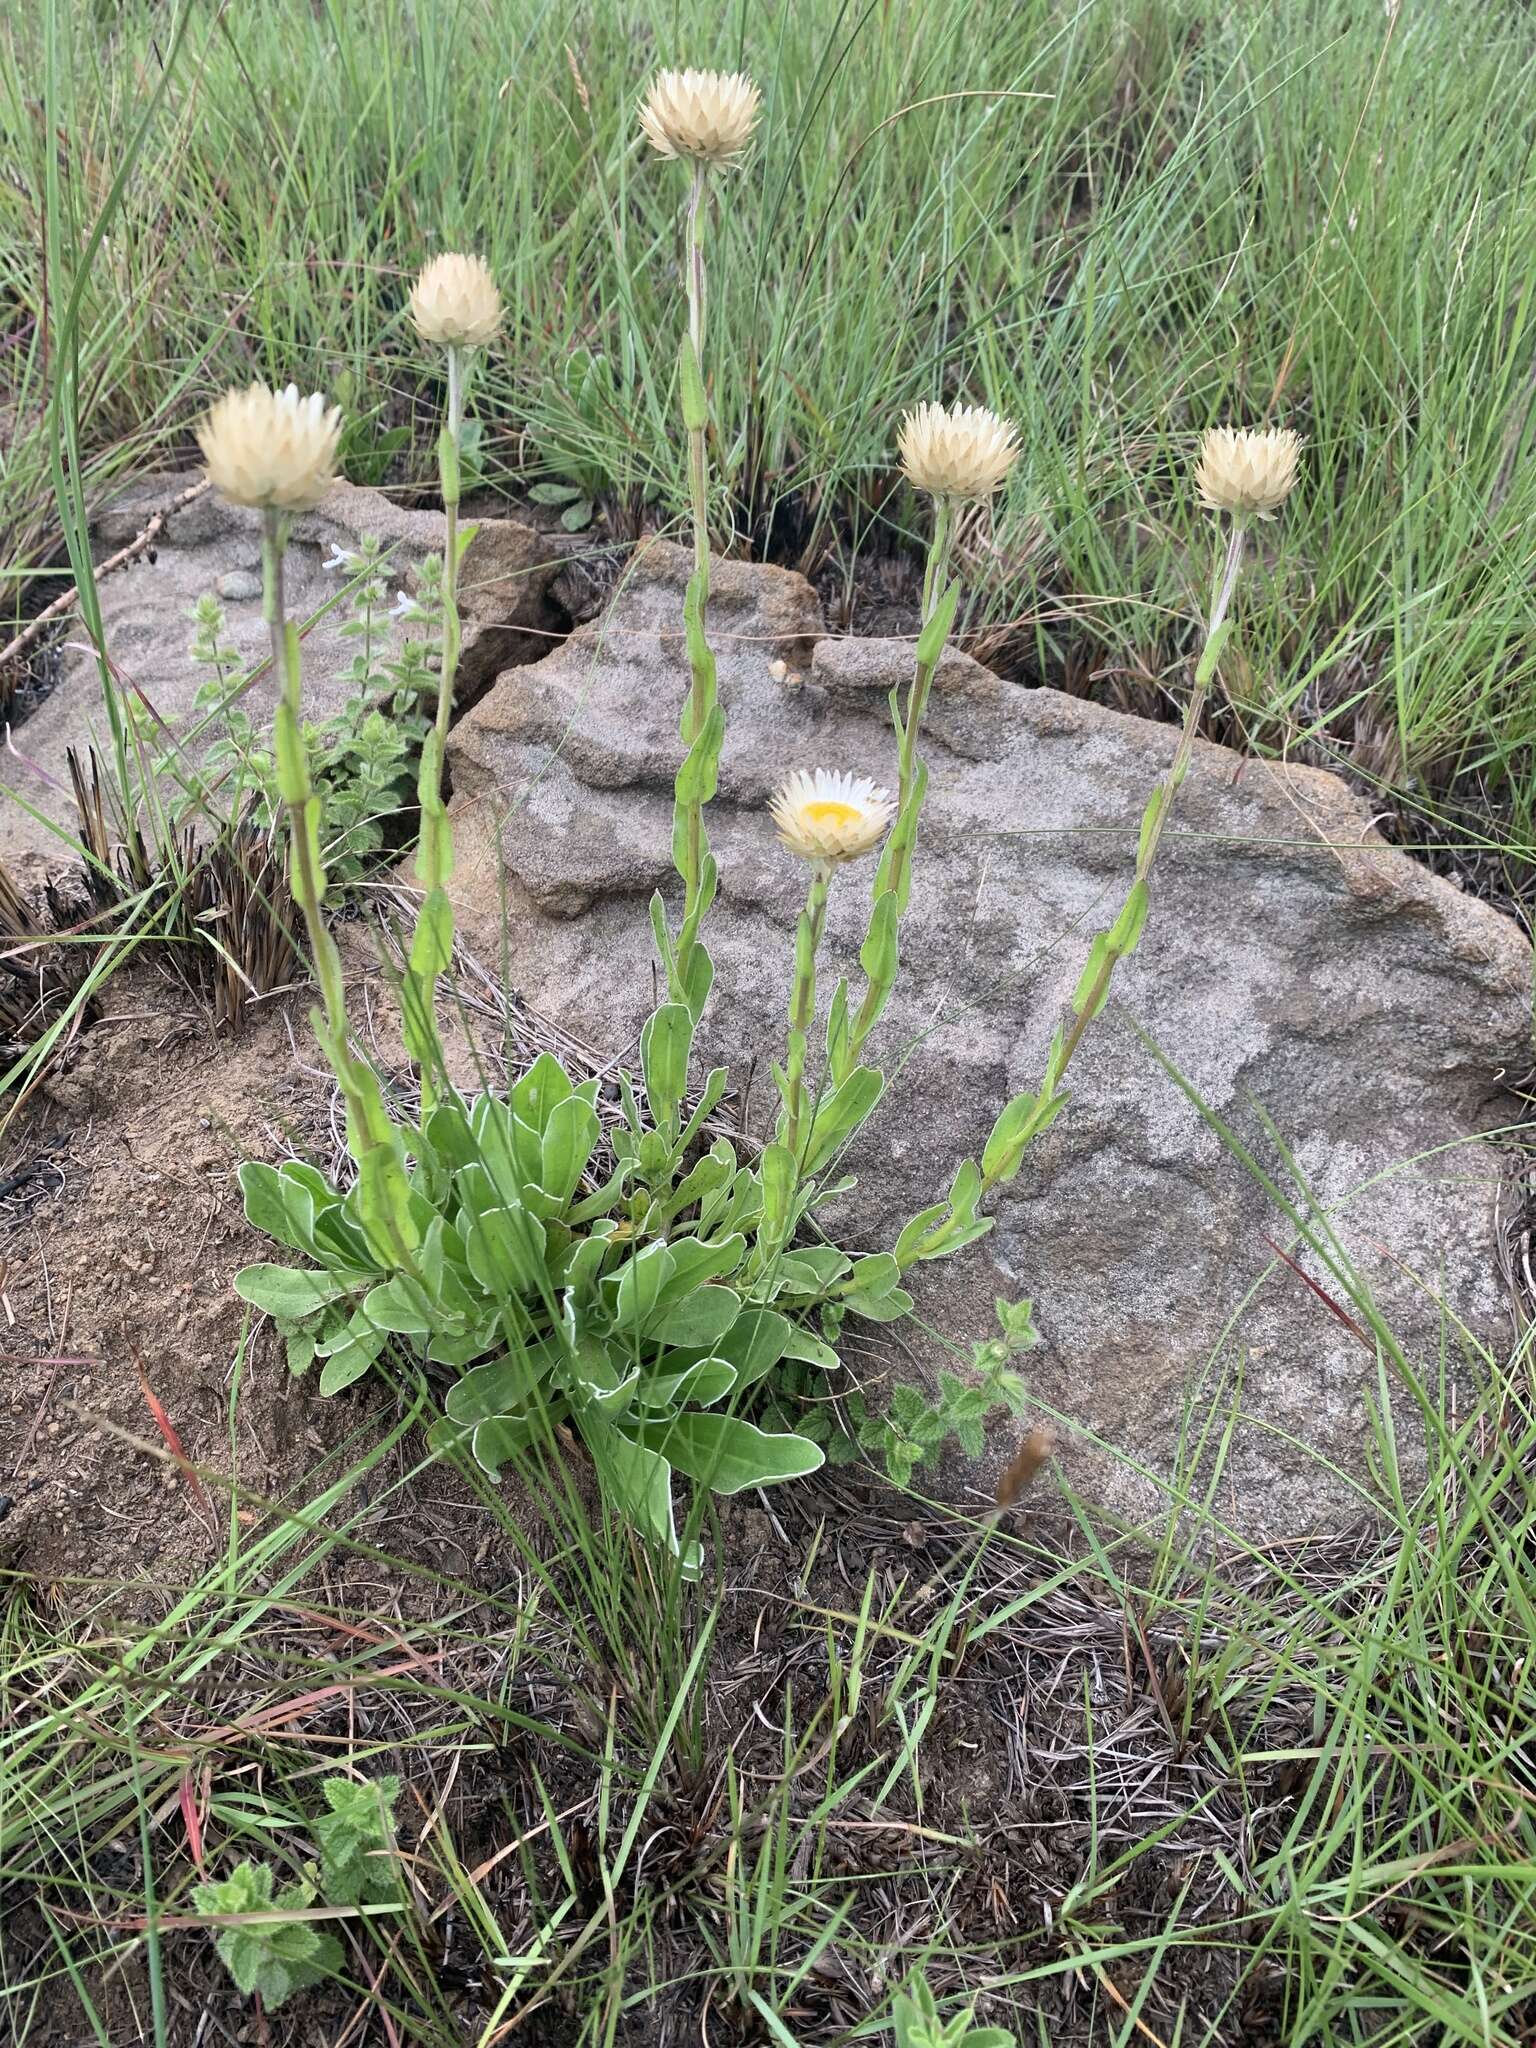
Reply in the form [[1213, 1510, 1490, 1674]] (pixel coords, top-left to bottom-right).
[[1194, 425, 1301, 520], [770, 769, 895, 866], [897, 400, 1021, 500], [409, 252, 502, 349], [196, 382, 342, 512], [639, 69, 761, 165]]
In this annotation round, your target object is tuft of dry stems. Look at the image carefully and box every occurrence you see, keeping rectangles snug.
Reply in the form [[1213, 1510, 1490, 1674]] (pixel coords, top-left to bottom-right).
[[638, 69, 762, 164], [194, 383, 341, 512]]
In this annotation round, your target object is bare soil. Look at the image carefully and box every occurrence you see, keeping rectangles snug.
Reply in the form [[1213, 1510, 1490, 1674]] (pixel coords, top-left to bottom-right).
[[1, 969, 357, 1594]]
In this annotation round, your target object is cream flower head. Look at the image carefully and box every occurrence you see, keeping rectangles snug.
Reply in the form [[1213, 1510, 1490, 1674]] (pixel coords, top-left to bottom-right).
[[1194, 425, 1301, 520], [770, 769, 895, 866], [409, 252, 502, 349], [639, 69, 761, 165], [898, 400, 1021, 501], [196, 383, 342, 513]]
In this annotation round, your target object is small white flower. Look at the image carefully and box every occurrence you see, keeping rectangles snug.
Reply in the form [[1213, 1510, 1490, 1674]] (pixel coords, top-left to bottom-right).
[[323, 544, 356, 573], [387, 590, 422, 622], [897, 400, 1020, 501], [196, 381, 343, 512], [1194, 425, 1302, 521], [639, 69, 761, 166], [770, 769, 895, 866], [409, 253, 502, 349]]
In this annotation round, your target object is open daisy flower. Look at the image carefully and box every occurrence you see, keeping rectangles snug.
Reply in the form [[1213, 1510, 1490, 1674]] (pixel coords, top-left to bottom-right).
[[770, 769, 895, 865]]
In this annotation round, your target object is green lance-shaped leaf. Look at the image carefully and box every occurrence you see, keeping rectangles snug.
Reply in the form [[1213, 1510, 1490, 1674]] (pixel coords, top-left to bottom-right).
[[1108, 876, 1150, 955], [1137, 782, 1170, 868], [409, 885, 454, 978], [674, 703, 724, 807], [756, 1141, 797, 1252], [235, 1264, 352, 1318], [641, 1002, 694, 1129], [824, 976, 851, 1084], [1071, 931, 1113, 1023], [801, 1063, 884, 1176], [634, 1412, 822, 1493], [980, 1088, 1039, 1186], [1192, 616, 1234, 691], [912, 576, 960, 672], [893, 1154, 993, 1267]]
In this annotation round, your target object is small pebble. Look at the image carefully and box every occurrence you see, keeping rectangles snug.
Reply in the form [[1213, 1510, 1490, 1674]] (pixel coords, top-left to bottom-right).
[[217, 568, 262, 601], [768, 657, 788, 681]]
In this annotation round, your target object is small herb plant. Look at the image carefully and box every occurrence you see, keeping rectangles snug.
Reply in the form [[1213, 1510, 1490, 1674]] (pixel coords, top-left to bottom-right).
[[193, 1773, 400, 2009], [192, 1860, 343, 2010], [312, 1772, 402, 1905], [892, 1970, 1017, 2048], [843, 1298, 1038, 1485], [166, 537, 438, 888]]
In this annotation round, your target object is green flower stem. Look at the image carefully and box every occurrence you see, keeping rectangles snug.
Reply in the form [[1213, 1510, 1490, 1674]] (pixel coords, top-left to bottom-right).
[[435, 344, 464, 761], [891, 491, 955, 868], [262, 513, 349, 1042], [895, 517, 1252, 1271], [780, 861, 831, 1161], [841, 494, 958, 1070], [262, 510, 419, 1271], [1035, 517, 1248, 1105], [670, 161, 722, 1017], [404, 343, 468, 1102]]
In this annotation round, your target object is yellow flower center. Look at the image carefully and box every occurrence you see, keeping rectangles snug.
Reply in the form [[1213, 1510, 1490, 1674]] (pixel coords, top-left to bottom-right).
[[802, 799, 862, 829]]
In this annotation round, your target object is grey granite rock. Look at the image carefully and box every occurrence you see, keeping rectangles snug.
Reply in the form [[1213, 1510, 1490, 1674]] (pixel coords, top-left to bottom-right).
[[2, 475, 564, 863], [442, 538, 1532, 1535]]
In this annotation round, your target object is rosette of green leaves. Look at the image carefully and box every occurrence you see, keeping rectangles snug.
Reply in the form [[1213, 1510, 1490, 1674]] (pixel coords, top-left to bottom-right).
[[234, 1046, 826, 1569]]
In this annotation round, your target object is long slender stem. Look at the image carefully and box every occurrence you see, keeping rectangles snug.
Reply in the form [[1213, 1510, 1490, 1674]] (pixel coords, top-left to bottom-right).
[[782, 862, 831, 1161], [674, 161, 715, 1004], [682, 173, 710, 803], [262, 510, 347, 1042], [842, 495, 957, 1065], [436, 344, 464, 759], [1005, 518, 1249, 1133], [263, 508, 419, 1271]]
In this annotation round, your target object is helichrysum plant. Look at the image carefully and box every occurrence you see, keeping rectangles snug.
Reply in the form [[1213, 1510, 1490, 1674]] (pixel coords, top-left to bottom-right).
[[213, 369, 828, 1574], [639, 67, 762, 1021], [216, 56, 1302, 1559], [882, 421, 1302, 1272], [401, 251, 503, 1103], [198, 379, 419, 1272]]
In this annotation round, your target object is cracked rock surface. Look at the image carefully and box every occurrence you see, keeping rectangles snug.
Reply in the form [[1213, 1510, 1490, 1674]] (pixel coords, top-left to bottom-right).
[[446, 538, 1533, 1534]]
